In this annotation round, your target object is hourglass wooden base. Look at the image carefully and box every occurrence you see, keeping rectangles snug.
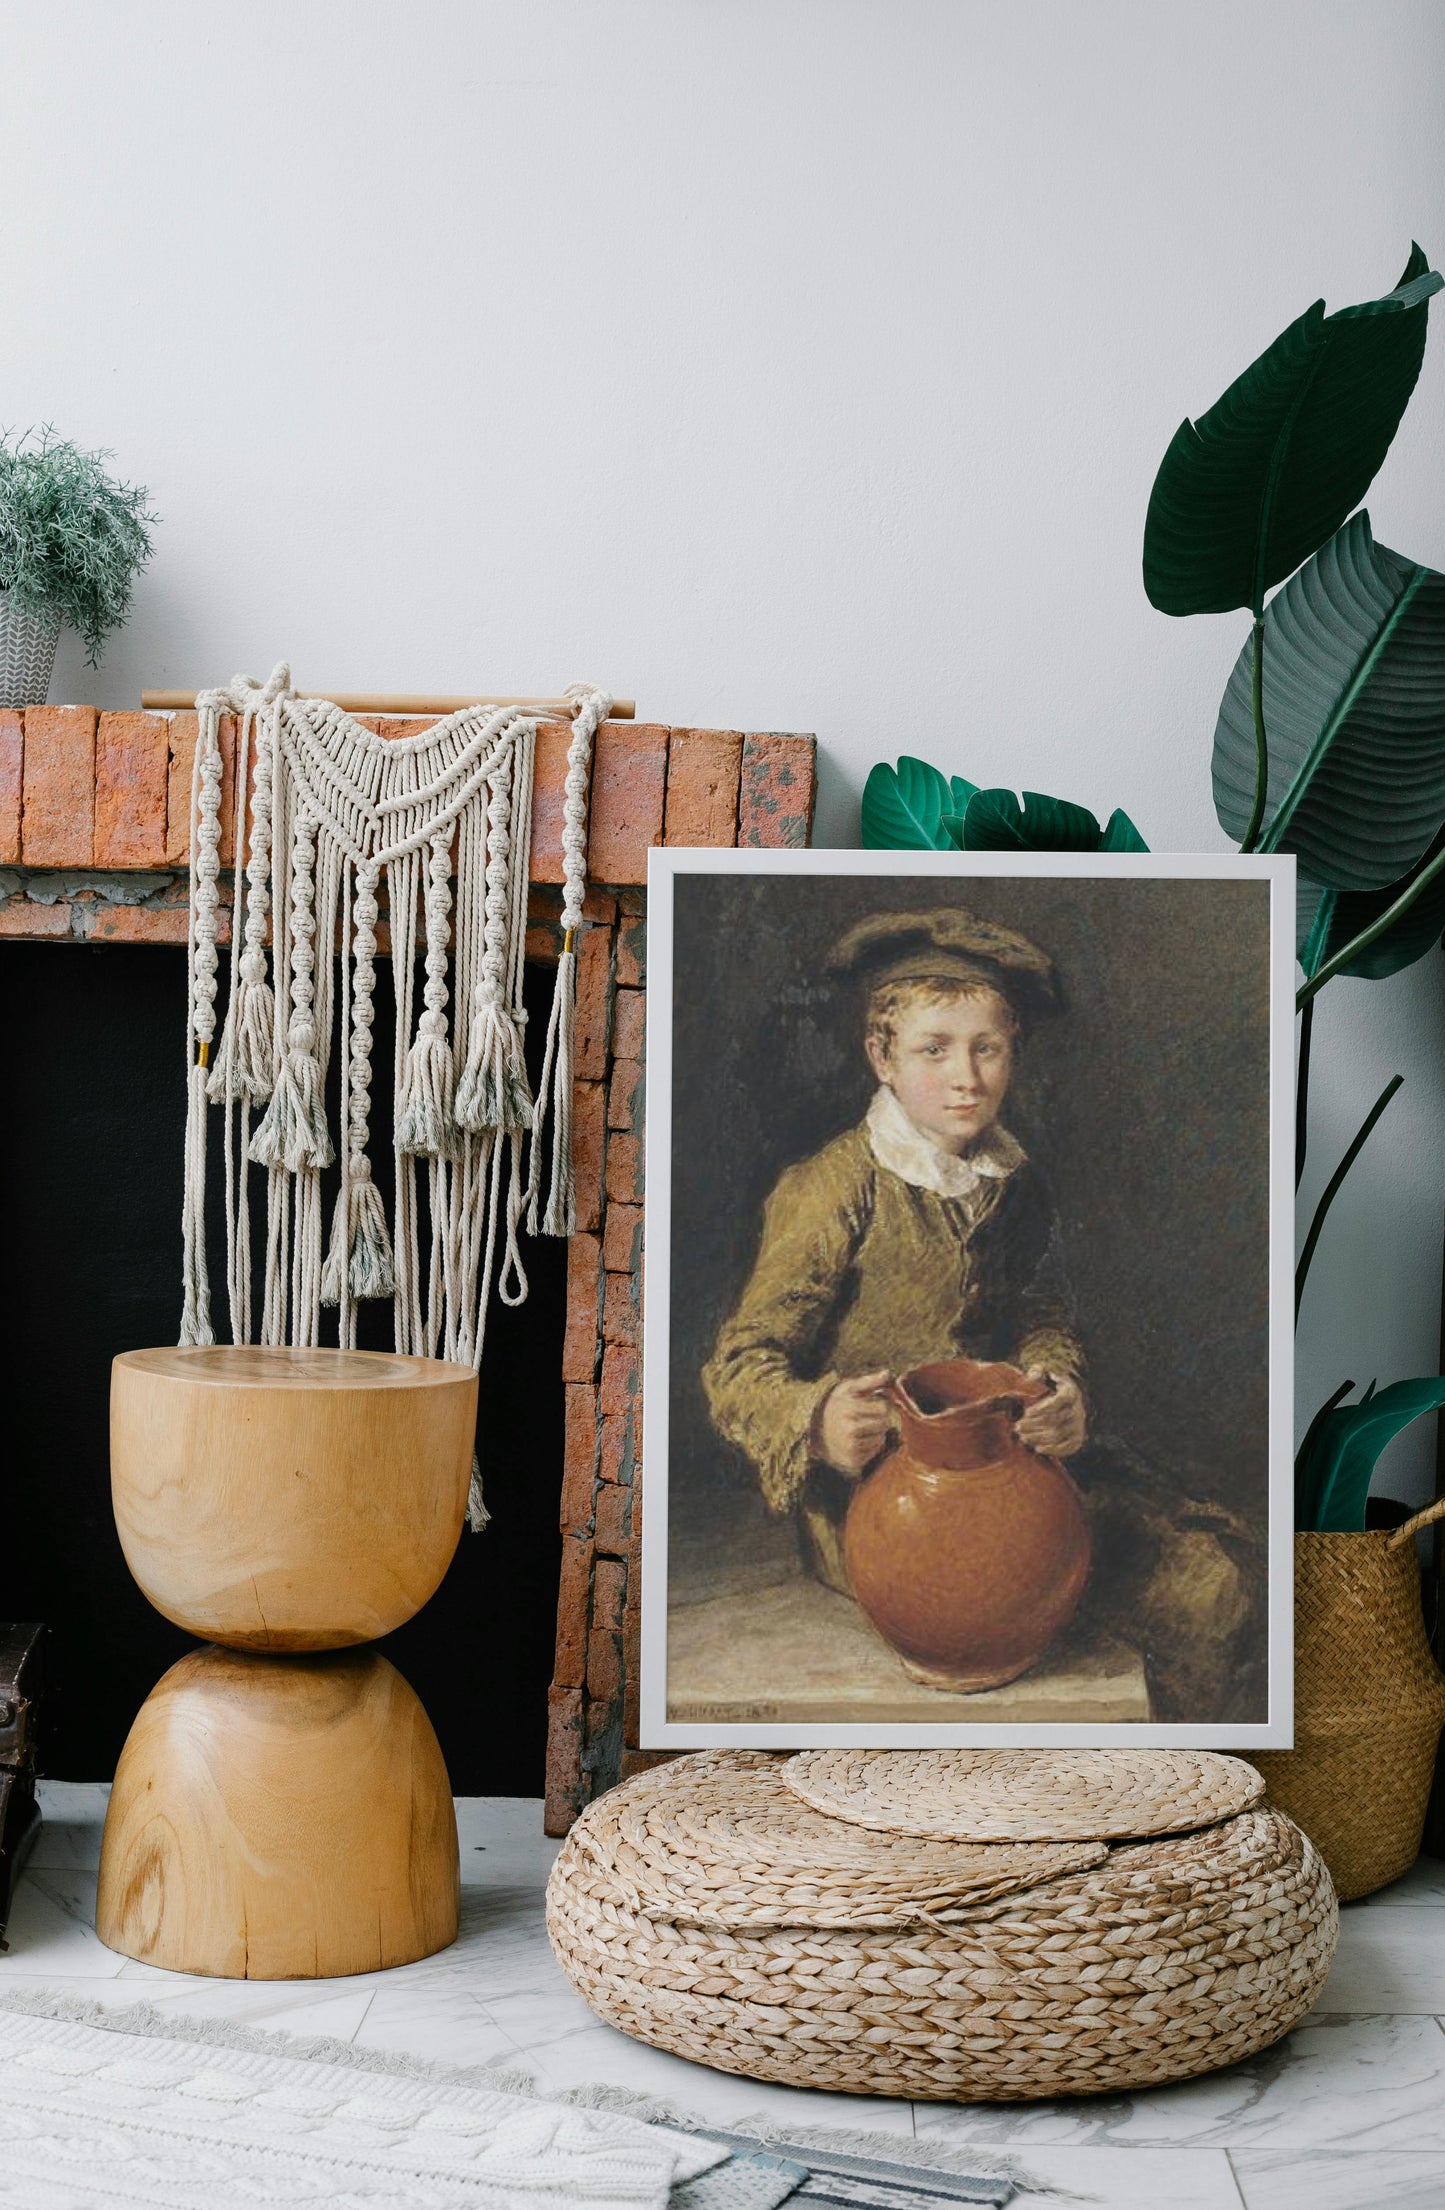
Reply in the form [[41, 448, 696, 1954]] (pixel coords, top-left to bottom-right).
[[97, 1645, 460, 1978], [98, 1347, 477, 1980]]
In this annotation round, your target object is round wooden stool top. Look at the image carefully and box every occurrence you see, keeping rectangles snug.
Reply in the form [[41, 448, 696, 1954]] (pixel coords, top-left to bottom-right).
[[112, 1346, 477, 1651]]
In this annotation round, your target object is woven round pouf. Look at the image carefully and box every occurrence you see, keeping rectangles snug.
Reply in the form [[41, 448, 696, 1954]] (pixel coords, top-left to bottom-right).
[[546, 1751, 1338, 2102]]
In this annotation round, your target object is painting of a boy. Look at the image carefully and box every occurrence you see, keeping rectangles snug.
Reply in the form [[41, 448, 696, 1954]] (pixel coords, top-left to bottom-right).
[[701, 905, 1263, 1723]]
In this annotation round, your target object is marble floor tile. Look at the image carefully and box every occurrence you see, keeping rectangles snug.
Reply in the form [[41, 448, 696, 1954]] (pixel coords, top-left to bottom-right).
[[1232, 2148, 1442, 2209], [1315, 1907, 1445, 2012], [911, 2013, 1445, 2149], [31, 1781, 110, 1871], [1357, 1855, 1445, 1907], [1008, 2145, 1246, 2208], [454, 1796, 559, 1888], [0, 1872, 126, 1980]]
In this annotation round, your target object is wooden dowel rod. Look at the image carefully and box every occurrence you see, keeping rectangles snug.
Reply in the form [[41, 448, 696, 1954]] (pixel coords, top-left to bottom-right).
[[141, 690, 636, 719]]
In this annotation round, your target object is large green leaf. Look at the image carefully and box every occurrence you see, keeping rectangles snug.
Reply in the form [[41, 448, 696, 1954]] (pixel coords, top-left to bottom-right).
[[1296, 1376, 1445, 1533], [959, 788, 1150, 853], [1212, 512, 1445, 888], [1144, 246, 1441, 617], [861, 757, 974, 849], [1298, 829, 1445, 982]]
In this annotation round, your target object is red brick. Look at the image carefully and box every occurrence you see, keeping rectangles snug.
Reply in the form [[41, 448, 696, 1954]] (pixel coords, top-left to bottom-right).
[[622, 1599, 642, 1742], [594, 1481, 632, 1558], [85, 904, 231, 946], [587, 1622, 622, 1706], [603, 1204, 643, 1275], [560, 1383, 598, 1533], [529, 718, 580, 886], [612, 986, 645, 1062], [21, 705, 97, 865], [0, 899, 71, 938], [378, 715, 433, 740], [598, 1410, 635, 1487], [94, 712, 170, 867], [551, 1530, 593, 1689], [664, 728, 743, 847], [616, 906, 645, 988], [562, 1233, 602, 1384], [544, 1685, 585, 1835], [608, 1057, 643, 1133], [582, 888, 617, 927], [603, 1270, 639, 1348], [165, 712, 238, 865], [620, 1748, 679, 1779], [573, 921, 613, 1082], [592, 1557, 626, 1634], [0, 712, 21, 863], [587, 724, 668, 885], [738, 733, 818, 849], [571, 1081, 607, 1233], [600, 1344, 639, 1419], [605, 1132, 643, 1205]]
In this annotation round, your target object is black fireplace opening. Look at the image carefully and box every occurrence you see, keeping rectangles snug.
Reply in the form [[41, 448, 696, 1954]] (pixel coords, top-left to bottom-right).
[[0, 940, 566, 1796]]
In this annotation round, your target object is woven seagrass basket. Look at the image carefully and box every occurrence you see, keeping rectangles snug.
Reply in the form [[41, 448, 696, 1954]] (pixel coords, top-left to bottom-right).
[[1253, 1501, 1445, 1903], [0, 593, 60, 710], [546, 1749, 1338, 2101]]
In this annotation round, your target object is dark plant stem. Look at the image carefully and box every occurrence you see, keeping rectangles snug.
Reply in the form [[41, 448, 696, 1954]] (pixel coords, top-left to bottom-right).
[[1241, 618, 1268, 852], [1296, 840, 1445, 1007], [1295, 996, 1314, 1192], [1295, 1073, 1403, 1322]]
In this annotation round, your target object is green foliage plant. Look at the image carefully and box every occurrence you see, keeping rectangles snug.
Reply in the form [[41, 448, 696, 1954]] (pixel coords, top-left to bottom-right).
[[1295, 1378, 1445, 1534], [0, 428, 156, 664], [1143, 246, 1445, 1529], [862, 756, 1148, 856]]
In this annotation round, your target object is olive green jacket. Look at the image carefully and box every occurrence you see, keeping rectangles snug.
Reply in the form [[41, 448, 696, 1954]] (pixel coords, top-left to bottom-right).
[[702, 1119, 1083, 1515]]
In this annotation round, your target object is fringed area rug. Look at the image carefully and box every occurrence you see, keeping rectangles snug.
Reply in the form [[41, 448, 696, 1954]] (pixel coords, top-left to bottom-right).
[[0, 1991, 1018, 2209], [0, 1991, 722, 2210]]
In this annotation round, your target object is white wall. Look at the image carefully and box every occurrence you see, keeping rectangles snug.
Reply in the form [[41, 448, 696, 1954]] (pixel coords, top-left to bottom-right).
[[4, 0, 1444, 1492]]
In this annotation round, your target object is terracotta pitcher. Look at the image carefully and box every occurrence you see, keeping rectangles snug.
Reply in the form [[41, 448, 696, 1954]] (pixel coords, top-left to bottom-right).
[[843, 1356, 1091, 1692]]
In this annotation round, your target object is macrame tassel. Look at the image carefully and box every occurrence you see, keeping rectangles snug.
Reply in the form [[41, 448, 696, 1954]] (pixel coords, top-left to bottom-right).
[[455, 992, 532, 1135], [179, 1060, 215, 1346], [207, 966, 276, 1105], [529, 945, 577, 1237], [397, 1016, 460, 1158], [321, 1169, 396, 1304], [467, 1453, 490, 1533], [249, 1022, 334, 1173]]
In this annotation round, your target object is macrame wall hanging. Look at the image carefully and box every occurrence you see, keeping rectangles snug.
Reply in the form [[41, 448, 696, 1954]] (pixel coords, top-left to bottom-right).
[[181, 665, 610, 1526]]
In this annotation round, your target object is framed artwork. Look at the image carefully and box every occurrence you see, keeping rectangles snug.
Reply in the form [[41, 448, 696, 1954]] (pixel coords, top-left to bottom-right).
[[639, 849, 1296, 1749]]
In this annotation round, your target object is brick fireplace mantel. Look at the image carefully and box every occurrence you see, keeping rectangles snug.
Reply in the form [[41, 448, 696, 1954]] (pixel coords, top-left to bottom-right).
[[0, 703, 817, 1831]]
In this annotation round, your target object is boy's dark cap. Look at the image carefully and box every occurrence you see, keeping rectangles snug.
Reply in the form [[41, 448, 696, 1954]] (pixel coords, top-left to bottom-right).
[[827, 907, 1064, 1027]]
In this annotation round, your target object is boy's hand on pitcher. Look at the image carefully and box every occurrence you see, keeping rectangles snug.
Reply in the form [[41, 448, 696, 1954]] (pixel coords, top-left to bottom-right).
[[814, 1370, 893, 1476], [1017, 1371, 1087, 1457]]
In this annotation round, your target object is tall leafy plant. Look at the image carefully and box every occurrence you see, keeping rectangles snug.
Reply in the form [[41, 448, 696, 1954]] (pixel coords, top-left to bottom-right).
[[1144, 248, 1445, 1528]]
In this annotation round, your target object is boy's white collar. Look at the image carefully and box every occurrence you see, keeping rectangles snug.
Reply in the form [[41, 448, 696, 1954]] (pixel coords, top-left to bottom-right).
[[866, 1084, 1026, 1198]]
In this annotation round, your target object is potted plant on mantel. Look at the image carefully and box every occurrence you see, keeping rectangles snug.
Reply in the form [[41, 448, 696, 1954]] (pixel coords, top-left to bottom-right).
[[865, 246, 1445, 1897], [0, 428, 156, 708]]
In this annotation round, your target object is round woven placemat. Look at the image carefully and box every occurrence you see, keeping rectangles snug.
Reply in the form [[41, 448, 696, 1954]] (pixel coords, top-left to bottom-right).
[[573, 1751, 1106, 1928], [781, 1747, 1264, 1840]]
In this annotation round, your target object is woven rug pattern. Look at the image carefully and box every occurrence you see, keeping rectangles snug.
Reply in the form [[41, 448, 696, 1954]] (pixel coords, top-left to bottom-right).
[[0, 1996, 724, 2210]]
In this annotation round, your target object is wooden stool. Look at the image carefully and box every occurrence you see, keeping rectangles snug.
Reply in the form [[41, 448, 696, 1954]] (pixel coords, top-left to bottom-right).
[[97, 1347, 477, 1979]]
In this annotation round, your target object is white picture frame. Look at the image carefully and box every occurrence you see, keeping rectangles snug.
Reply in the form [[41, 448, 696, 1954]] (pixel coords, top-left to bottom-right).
[[640, 848, 1296, 1749]]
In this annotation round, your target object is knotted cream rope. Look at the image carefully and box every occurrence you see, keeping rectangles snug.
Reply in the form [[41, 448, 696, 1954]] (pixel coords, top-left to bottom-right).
[[182, 665, 608, 1527]]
